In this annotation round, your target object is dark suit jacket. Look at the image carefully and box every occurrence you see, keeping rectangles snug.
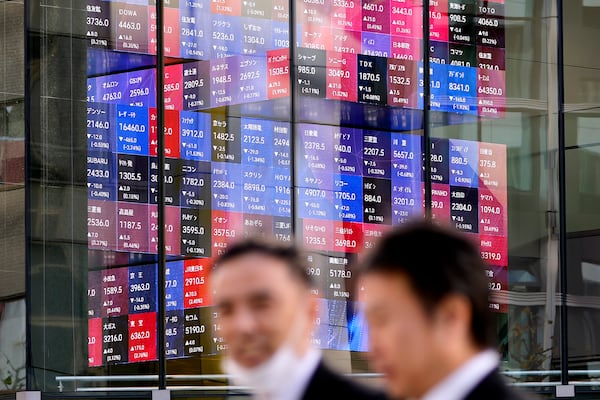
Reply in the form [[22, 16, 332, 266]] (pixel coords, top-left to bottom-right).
[[464, 370, 528, 400], [301, 361, 386, 400]]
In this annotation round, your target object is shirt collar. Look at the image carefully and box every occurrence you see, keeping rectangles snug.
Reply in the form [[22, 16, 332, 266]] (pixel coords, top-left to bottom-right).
[[421, 349, 499, 400], [261, 348, 321, 400]]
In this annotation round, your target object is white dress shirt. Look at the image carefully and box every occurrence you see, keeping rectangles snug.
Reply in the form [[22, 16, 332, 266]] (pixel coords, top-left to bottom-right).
[[256, 348, 321, 400], [420, 349, 499, 400]]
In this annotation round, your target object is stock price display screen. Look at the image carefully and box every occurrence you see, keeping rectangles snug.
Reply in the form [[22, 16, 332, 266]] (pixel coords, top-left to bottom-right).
[[87, 0, 504, 114], [295, 0, 505, 116], [298, 127, 507, 351], [86, 65, 293, 365], [87, 0, 508, 366]]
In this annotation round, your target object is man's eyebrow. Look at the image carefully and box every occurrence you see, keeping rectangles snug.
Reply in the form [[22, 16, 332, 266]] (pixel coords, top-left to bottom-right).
[[214, 298, 232, 310], [248, 290, 273, 303], [214, 289, 273, 309]]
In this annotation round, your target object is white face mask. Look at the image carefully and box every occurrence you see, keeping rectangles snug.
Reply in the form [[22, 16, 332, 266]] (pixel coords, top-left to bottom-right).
[[222, 298, 312, 395], [223, 341, 300, 395]]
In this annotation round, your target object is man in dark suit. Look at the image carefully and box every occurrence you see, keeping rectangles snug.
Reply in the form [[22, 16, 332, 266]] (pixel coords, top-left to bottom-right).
[[360, 221, 528, 400], [211, 238, 384, 400]]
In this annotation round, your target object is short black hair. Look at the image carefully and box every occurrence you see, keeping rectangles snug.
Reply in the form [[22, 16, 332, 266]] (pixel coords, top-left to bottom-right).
[[361, 221, 496, 349], [213, 237, 313, 288]]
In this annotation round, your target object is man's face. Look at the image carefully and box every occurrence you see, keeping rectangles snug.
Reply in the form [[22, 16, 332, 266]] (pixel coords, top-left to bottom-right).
[[212, 253, 313, 368], [361, 272, 442, 399]]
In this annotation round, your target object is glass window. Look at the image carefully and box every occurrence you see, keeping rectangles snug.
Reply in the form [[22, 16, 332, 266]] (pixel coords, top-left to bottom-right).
[[1, 0, 26, 394], [428, 0, 561, 387], [0, 299, 26, 391], [564, 0, 600, 389], [31, 0, 292, 393], [27, 0, 97, 392], [1, 0, 25, 301], [25, 0, 578, 397]]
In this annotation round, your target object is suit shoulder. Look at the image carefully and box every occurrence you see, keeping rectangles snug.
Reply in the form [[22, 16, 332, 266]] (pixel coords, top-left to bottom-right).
[[465, 371, 531, 400], [301, 362, 386, 400]]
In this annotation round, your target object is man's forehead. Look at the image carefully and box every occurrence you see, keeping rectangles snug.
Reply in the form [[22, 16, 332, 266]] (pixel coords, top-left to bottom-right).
[[217, 252, 289, 273], [362, 271, 430, 314], [213, 253, 299, 289], [212, 260, 305, 308], [363, 272, 410, 298]]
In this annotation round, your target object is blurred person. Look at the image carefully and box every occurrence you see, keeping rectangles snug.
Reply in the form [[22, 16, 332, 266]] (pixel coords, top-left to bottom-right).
[[360, 221, 527, 400], [211, 237, 385, 400]]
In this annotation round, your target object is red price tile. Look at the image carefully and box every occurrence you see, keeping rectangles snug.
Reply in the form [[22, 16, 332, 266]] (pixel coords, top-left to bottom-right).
[[149, 109, 180, 158], [478, 141, 507, 190], [303, 219, 334, 251], [302, 25, 332, 51], [331, 0, 362, 31], [211, 210, 244, 257], [429, 0, 449, 42], [326, 51, 358, 102], [387, 58, 419, 109], [117, 203, 150, 253], [164, 64, 183, 111], [148, 6, 181, 57], [267, 48, 290, 99], [477, 68, 505, 118], [330, 29, 362, 54], [88, 200, 117, 251], [101, 267, 129, 318], [184, 258, 212, 308], [362, 223, 391, 252], [88, 318, 103, 367], [391, 35, 421, 61], [390, 0, 422, 38], [479, 234, 507, 267], [128, 312, 157, 362], [211, 0, 242, 15], [423, 182, 451, 223], [333, 221, 364, 253], [149, 205, 181, 256], [478, 187, 507, 237]]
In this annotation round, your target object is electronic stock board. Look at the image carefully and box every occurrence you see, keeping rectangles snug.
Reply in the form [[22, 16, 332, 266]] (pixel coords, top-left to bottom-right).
[[86, 0, 507, 366]]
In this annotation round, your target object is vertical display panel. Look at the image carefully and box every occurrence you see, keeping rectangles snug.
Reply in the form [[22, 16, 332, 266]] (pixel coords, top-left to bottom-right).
[[296, 128, 508, 350]]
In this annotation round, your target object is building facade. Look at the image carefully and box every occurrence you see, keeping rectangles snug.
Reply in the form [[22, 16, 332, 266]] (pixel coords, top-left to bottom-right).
[[3, 0, 600, 398]]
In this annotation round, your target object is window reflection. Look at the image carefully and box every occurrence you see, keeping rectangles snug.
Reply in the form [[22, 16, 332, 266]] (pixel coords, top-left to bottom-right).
[[0, 299, 26, 391], [0, 101, 25, 185]]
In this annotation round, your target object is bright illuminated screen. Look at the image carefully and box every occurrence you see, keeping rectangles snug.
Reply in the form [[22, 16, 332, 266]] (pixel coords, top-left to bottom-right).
[[86, 0, 506, 366]]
